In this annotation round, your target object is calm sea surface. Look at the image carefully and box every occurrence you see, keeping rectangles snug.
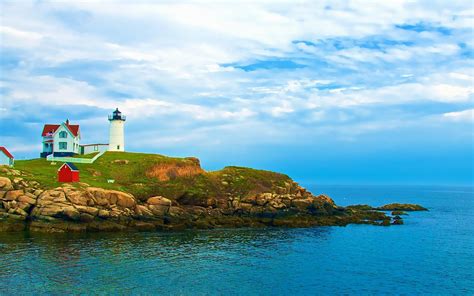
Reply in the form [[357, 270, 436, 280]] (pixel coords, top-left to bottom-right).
[[0, 185, 473, 295]]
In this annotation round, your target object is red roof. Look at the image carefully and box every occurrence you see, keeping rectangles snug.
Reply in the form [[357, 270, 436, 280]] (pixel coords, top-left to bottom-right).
[[42, 123, 79, 137], [41, 124, 59, 136], [0, 146, 14, 159]]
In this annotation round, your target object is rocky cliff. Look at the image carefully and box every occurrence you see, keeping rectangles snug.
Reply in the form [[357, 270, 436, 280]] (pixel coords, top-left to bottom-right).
[[0, 162, 421, 233]]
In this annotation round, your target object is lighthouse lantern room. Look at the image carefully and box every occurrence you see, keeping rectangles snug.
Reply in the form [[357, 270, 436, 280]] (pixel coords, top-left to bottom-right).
[[108, 108, 126, 152]]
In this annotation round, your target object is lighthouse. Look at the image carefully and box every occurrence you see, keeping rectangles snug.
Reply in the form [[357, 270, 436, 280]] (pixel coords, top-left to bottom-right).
[[108, 108, 126, 152]]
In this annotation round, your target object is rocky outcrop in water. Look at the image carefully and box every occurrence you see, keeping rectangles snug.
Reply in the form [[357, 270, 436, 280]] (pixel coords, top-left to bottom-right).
[[0, 170, 425, 232]]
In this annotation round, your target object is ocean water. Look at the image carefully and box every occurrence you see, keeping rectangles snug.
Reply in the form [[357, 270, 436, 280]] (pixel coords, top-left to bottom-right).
[[0, 185, 473, 295]]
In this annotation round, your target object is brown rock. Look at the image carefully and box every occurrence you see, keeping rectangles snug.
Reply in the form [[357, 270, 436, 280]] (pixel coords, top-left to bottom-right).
[[87, 187, 135, 208], [75, 205, 99, 216], [39, 190, 67, 203], [3, 200, 16, 210], [315, 194, 335, 205], [16, 202, 32, 211], [63, 207, 81, 221], [49, 190, 63, 198], [147, 196, 172, 206], [292, 199, 312, 210], [148, 204, 169, 216], [4, 190, 24, 201], [168, 206, 186, 217], [86, 187, 108, 205], [33, 189, 44, 196], [13, 208, 28, 216], [17, 195, 36, 205], [0, 177, 13, 190], [98, 209, 110, 218], [135, 205, 154, 217], [67, 190, 91, 206], [270, 200, 287, 209], [116, 193, 136, 208], [36, 204, 66, 217], [256, 193, 273, 206]]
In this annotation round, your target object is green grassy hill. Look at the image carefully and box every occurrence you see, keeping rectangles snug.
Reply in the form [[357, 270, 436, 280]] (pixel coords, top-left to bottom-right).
[[9, 152, 293, 202]]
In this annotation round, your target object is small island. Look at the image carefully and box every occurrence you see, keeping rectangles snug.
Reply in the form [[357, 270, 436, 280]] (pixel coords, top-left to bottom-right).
[[0, 151, 427, 233]]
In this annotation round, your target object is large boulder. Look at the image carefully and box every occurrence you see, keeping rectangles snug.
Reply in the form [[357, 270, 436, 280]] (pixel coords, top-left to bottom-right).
[[0, 177, 13, 190], [86, 187, 110, 206], [32, 203, 68, 217], [87, 187, 136, 208], [116, 193, 136, 208], [66, 190, 92, 206]]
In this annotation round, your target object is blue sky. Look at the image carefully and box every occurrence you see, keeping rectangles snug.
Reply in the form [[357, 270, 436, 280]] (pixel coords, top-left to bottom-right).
[[0, 0, 473, 185]]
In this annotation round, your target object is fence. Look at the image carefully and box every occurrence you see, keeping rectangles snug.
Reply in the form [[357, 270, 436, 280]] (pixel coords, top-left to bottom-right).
[[46, 151, 106, 164]]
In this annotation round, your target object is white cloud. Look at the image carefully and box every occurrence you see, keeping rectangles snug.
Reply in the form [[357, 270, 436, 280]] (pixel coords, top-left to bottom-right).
[[443, 109, 474, 122], [1, 0, 473, 156]]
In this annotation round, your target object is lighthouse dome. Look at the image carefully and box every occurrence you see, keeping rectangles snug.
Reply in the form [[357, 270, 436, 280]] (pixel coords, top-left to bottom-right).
[[109, 108, 126, 121]]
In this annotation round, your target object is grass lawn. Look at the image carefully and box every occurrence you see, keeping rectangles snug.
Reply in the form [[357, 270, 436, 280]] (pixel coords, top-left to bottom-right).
[[7, 151, 293, 201]]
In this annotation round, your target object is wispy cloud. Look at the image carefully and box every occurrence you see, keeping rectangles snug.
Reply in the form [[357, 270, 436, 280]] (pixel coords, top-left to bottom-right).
[[443, 109, 474, 122], [1, 0, 473, 183]]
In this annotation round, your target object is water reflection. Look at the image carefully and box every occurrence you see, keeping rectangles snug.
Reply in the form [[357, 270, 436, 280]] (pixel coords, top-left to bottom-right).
[[0, 227, 333, 294]]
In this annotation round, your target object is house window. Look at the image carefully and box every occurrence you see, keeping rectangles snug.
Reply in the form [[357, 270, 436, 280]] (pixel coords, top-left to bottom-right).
[[59, 142, 67, 150], [59, 131, 67, 138]]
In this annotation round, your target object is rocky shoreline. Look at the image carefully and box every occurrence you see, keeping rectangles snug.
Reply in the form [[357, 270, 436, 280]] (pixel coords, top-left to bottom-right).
[[0, 168, 427, 233]]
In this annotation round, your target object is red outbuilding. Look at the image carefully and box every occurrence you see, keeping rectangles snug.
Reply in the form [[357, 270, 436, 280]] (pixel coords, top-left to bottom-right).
[[58, 162, 80, 182]]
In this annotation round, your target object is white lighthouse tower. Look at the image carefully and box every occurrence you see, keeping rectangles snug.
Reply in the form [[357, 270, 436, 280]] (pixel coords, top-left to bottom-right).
[[108, 108, 126, 152]]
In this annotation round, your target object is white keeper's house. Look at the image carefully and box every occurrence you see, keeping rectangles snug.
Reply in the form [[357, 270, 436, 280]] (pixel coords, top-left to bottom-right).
[[40, 109, 126, 158]]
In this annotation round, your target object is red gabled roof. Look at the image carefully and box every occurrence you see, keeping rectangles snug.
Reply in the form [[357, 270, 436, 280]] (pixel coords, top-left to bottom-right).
[[41, 123, 79, 137], [0, 146, 14, 159], [42, 124, 60, 136], [66, 124, 80, 137]]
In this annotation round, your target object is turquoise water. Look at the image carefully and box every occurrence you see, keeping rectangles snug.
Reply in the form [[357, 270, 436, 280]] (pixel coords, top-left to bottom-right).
[[0, 185, 473, 295]]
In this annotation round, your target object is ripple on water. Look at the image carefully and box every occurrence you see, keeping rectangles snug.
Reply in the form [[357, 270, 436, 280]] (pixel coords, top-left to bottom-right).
[[0, 185, 473, 295]]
